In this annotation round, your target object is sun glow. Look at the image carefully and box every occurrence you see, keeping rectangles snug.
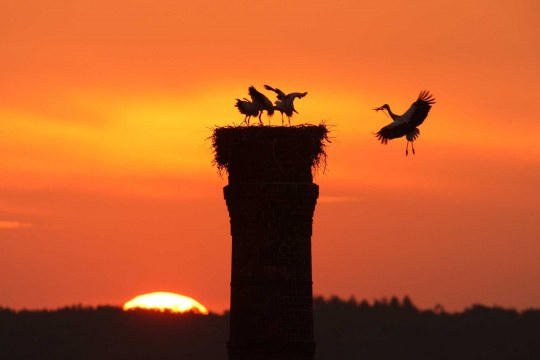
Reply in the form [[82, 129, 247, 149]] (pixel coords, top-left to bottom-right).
[[123, 292, 209, 314]]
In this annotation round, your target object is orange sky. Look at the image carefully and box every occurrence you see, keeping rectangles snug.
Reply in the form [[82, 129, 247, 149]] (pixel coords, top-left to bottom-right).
[[1, 0, 539, 313]]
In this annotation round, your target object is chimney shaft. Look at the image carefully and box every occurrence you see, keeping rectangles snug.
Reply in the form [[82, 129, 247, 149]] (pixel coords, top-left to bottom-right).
[[213, 125, 328, 360]]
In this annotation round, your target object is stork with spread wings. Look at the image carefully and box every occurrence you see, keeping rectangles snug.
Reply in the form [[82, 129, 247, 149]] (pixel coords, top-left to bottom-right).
[[373, 91, 436, 156], [264, 85, 308, 126]]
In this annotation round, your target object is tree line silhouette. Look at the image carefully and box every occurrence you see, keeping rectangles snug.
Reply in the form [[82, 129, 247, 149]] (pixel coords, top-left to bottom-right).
[[314, 296, 540, 359], [1, 296, 538, 360]]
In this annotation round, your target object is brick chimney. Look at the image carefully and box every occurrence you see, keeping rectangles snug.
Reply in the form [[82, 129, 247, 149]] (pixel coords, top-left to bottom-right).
[[213, 125, 329, 360]]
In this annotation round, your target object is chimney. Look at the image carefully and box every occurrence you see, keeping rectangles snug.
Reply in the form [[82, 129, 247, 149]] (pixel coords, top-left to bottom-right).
[[212, 125, 329, 360]]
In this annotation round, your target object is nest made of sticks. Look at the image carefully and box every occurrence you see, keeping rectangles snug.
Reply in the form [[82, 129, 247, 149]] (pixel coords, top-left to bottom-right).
[[211, 123, 331, 183]]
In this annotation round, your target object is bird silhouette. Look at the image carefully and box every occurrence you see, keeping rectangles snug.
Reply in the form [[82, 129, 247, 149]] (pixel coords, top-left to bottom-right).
[[373, 90, 435, 156], [248, 86, 274, 125], [234, 98, 259, 125], [264, 85, 308, 126]]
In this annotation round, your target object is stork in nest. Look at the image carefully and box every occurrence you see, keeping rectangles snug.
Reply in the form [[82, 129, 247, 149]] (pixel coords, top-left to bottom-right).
[[234, 98, 259, 125], [234, 86, 275, 125], [373, 90, 436, 156], [248, 86, 274, 125], [264, 85, 308, 126]]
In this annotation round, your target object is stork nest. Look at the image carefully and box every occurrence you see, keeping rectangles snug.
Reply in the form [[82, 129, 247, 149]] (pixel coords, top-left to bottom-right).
[[211, 123, 331, 183]]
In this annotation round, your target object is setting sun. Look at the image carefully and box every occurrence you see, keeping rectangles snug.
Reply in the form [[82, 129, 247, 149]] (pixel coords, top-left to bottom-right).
[[123, 292, 209, 314]]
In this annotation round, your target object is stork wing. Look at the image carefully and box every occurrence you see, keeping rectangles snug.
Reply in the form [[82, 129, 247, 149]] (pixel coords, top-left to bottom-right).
[[375, 121, 414, 144], [235, 98, 258, 116], [234, 98, 248, 114], [399, 90, 436, 128], [287, 92, 308, 100], [249, 86, 274, 108], [263, 85, 286, 100]]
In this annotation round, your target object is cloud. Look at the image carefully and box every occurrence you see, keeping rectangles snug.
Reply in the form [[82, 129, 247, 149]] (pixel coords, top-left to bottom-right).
[[0, 220, 33, 230]]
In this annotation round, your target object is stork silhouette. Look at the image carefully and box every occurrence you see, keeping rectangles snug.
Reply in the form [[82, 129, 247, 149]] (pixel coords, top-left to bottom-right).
[[234, 98, 259, 125], [373, 90, 435, 155], [264, 85, 308, 126], [248, 86, 274, 125]]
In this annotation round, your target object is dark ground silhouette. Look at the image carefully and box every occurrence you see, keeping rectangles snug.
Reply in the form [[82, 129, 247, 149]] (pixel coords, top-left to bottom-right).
[[1, 296, 539, 360]]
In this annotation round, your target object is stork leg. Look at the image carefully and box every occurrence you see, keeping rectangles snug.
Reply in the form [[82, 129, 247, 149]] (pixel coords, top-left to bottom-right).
[[281, 113, 284, 126], [405, 142, 409, 156], [258, 112, 263, 126], [288, 116, 291, 126], [411, 141, 416, 155]]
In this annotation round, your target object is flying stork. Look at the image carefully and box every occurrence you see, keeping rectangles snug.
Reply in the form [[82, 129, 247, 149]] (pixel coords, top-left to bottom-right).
[[264, 85, 308, 126], [248, 86, 274, 125], [373, 90, 435, 156], [234, 98, 259, 125]]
